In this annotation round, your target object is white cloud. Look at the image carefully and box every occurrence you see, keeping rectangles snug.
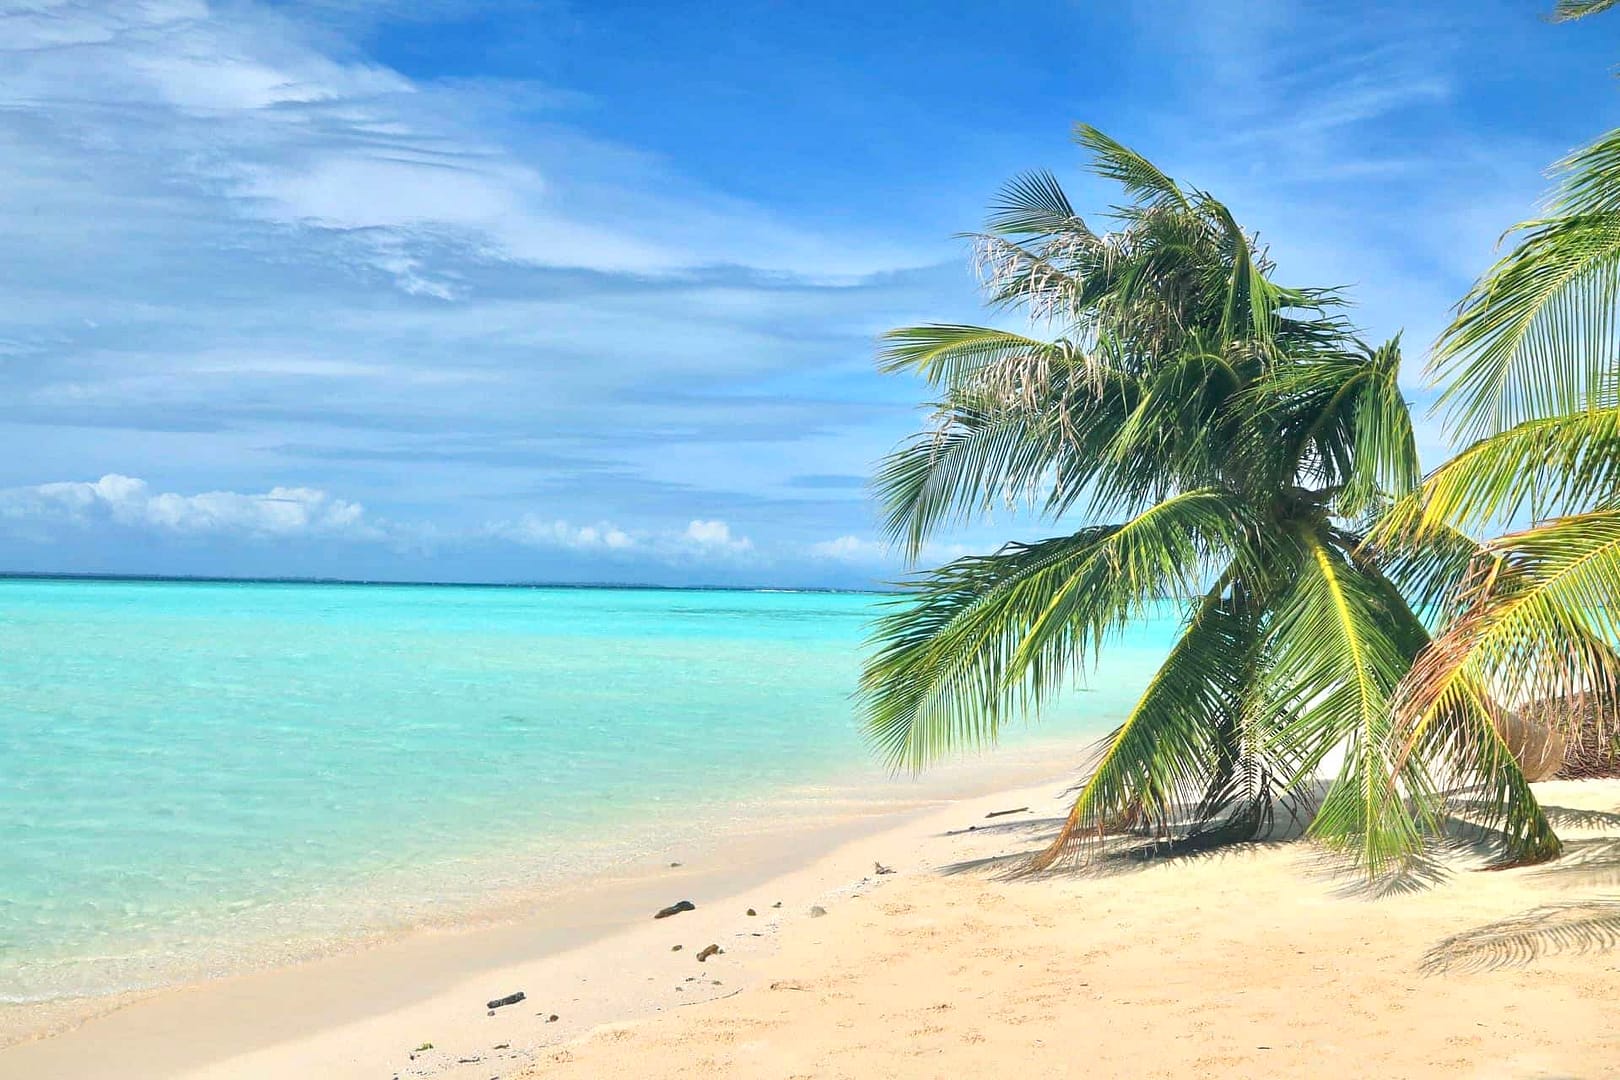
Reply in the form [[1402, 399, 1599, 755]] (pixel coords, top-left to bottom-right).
[[809, 534, 885, 562], [499, 515, 635, 551], [682, 519, 752, 552], [0, 474, 377, 539]]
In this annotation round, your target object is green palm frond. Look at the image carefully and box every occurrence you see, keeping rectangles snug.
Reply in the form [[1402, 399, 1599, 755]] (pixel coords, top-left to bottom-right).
[[1393, 511, 1620, 750], [862, 489, 1250, 772], [1030, 580, 1278, 868], [1266, 528, 1432, 873], [1383, 406, 1620, 539], [1341, 338, 1421, 515], [1073, 124, 1190, 211], [1401, 669, 1562, 868], [873, 348, 1137, 559], [1257, 337, 1419, 515], [1364, 509, 1484, 628], [1550, 0, 1620, 22], [986, 171, 1081, 238], [877, 325, 1073, 386], [1433, 127, 1620, 440]]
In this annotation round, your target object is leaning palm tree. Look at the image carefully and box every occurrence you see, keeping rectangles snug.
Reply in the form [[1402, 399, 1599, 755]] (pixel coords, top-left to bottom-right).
[[863, 126, 1560, 875], [1374, 126, 1620, 778]]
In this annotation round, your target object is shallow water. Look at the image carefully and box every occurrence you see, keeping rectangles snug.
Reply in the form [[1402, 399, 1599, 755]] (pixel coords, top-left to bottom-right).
[[0, 578, 1178, 1002]]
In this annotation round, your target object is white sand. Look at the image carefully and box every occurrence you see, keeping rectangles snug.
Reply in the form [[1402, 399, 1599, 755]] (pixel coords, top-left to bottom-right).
[[6, 770, 1620, 1079]]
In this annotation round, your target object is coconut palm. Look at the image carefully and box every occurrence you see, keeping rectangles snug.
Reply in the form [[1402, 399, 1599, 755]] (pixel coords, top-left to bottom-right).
[[862, 126, 1560, 875], [1373, 123, 1620, 779]]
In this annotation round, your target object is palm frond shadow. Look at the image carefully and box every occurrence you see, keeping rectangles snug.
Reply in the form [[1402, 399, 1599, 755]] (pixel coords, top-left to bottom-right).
[[1306, 844, 1457, 899], [1449, 799, 1620, 833], [1530, 836, 1620, 887], [935, 813, 1295, 881], [1420, 899, 1620, 973]]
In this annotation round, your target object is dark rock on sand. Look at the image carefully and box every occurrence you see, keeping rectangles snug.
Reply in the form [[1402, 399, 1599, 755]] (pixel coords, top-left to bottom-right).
[[654, 900, 696, 919]]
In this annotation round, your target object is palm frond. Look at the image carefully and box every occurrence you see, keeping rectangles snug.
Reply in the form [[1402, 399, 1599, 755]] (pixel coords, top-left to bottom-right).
[[877, 324, 1071, 387], [1073, 124, 1189, 211], [1363, 509, 1483, 629], [1265, 528, 1432, 874], [1257, 337, 1419, 515], [862, 489, 1249, 772], [1433, 127, 1620, 440], [873, 350, 1137, 559], [1381, 406, 1620, 538], [1549, 0, 1620, 22], [1402, 668, 1562, 867], [1030, 579, 1279, 868], [1393, 510, 1620, 756], [986, 171, 1081, 238]]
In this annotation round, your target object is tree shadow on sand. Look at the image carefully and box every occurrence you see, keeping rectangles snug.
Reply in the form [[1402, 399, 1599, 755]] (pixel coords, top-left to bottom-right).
[[934, 794, 1620, 974], [1420, 899, 1620, 974], [933, 796, 1620, 904], [934, 812, 1299, 882]]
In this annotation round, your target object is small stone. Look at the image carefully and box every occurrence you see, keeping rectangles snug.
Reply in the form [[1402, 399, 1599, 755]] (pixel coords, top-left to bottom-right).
[[746, 908, 756, 916], [809, 905, 827, 918], [487, 1010, 495, 1017], [696, 943, 722, 961], [671, 944, 683, 951], [654, 900, 696, 919], [547, 1014, 559, 1023], [772, 901, 782, 908], [670, 861, 682, 868]]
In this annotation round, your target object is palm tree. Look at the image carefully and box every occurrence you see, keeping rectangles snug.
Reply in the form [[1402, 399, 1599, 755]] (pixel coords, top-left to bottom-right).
[[862, 126, 1560, 876], [1375, 87, 1620, 777]]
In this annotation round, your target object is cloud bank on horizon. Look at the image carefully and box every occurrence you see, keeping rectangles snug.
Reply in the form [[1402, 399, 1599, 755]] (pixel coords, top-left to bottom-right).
[[0, 0, 1613, 586]]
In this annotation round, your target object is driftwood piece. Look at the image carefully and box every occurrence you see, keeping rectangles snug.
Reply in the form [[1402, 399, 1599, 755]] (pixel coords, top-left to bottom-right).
[[485, 991, 525, 1010], [695, 944, 722, 962], [985, 806, 1030, 819]]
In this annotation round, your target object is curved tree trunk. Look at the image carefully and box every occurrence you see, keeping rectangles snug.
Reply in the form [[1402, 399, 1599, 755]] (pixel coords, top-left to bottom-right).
[[1497, 710, 1569, 782]]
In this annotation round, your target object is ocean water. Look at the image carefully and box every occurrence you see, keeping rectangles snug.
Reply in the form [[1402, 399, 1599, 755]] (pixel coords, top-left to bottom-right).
[[0, 578, 1178, 1004]]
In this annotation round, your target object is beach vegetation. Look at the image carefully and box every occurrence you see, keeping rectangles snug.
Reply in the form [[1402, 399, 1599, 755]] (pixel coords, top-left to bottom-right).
[[862, 127, 1559, 875], [1372, 1, 1620, 806]]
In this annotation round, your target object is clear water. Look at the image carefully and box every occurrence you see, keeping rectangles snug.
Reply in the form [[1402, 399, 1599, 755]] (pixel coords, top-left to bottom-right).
[[0, 578, 1179, 1003]]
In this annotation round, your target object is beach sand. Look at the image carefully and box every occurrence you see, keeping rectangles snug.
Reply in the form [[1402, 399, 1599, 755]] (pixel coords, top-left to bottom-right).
[[5, 772, 1620, 1079]]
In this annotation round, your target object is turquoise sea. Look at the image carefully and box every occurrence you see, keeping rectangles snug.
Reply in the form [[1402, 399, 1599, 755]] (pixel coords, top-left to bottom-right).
[[0, 578, 1178, 1004]]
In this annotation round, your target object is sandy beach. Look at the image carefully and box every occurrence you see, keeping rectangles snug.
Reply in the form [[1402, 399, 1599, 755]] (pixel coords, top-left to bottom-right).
[[6, 763, 1620, 1080]]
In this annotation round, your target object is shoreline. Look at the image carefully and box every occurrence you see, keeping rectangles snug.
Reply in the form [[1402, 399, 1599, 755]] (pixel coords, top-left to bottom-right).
[[12, 756, 1618, 1079], [0, 739, 1103, 1080]]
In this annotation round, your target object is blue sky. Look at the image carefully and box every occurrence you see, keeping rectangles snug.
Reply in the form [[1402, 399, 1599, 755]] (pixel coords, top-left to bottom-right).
[[0, 0, 1614, 587]]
